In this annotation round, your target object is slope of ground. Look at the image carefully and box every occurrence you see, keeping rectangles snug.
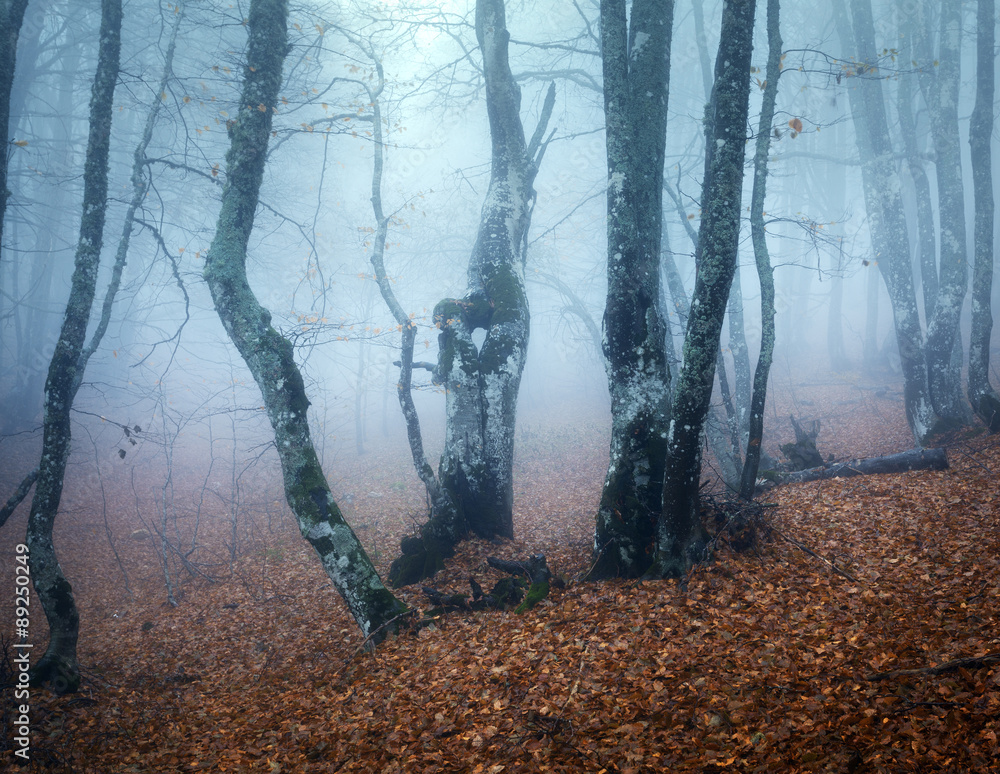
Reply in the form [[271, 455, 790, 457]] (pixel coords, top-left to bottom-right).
[[1, 363, 998, 772]]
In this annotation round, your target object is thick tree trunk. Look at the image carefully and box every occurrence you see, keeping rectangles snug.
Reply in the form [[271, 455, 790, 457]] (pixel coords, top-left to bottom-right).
[[203, 0, 406, 641], [590, 0, 674, 579], [740, 0, 782, 501], [915, 1, 971, 425], [967, 0, 1000, 432], [835, 0, 939, 444], [0, 0, 29, 253], [651, 0, 757, 578], [431, 0, 544, 543], [26, 0, 121, 694], [774, 447, 947, 485]]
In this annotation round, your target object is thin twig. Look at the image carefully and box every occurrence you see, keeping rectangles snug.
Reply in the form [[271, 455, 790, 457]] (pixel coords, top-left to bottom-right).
[[772, 526, 860, 582]]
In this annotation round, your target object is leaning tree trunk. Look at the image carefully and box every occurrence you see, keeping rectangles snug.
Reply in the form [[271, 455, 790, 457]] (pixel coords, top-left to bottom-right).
[[203, 0, 406, 641], [967, 0, 1000, 432], [25, 0, 121, 694], [834, 0, 939, 444], [651, 0, 756, 578], [0, 0, 29, 253], [739, 0, 781, 501], [392, 0, 550, 586], [589, 0, 674, 580], [915, 0, 970, 426]]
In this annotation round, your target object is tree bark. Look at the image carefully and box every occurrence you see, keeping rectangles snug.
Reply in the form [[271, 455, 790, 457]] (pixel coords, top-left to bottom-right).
[[651, 0, 757, 578], [895, 13, 937, 323], [203, 0, 407, 640], [863, 263, 880, 371], [0, 0, 29, 254], [26, 0, 122, 694], [424, 0, 550, 548], [363, 46, 465, 585], [834, 0, 939, 444], [590, 0, 674, 579], [967, 0, 1000, 432], [740, 0, 782, 500], [914, 0, 971, 425]]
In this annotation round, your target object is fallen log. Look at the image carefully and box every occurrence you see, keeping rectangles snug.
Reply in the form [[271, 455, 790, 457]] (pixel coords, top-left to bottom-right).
[[774, 447, 947, 486], [867, 652, 1000, 681]]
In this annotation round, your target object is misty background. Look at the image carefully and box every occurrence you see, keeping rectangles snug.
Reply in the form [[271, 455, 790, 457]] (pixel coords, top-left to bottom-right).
[[1, 0, 997, 533]]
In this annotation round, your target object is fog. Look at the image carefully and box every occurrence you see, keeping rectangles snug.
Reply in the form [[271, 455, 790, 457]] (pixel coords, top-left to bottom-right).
[[2, 0, 999, 535]]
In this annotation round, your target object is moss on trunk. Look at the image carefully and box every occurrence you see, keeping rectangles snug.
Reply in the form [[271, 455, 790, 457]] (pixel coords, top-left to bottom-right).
[[26, 0, 122, 695], [203, 0, 406, 641]]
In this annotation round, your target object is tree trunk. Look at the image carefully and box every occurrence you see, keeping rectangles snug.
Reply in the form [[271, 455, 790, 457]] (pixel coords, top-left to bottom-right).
[[26, 0, 122, 694], [728, 267, 752, 442], [590, 0, 674, 579], [834, 0, 939, 444], [967, 0, 1000, 431], [740, 0, 782, 501], [895, 13, 938, 323], [0, 0, 29, 254], [651, 0, 757, 578], [862, 260, 880, 371], [388, 0, 548, 587], [828, 255, 848, 371], [203, 0, 407, 641], [364, 51, 464, 586], [914, 0, 971, 425]]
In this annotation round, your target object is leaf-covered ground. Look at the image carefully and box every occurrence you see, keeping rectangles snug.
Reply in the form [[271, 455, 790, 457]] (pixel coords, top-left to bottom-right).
[[2, 364, 999, 772]]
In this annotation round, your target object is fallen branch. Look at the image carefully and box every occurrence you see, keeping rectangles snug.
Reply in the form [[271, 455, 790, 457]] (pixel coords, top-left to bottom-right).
[[774, 447, 947, 486], [772, 527, 859, 582], [867, 652, 1000, 681]]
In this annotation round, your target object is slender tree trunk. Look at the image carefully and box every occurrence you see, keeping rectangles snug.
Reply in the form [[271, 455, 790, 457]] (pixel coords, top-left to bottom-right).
[[967, 0, 1000, 431], [694, 0, 751, 462], [828, 268, 848, 370], [895, 15, 938, 322], [203, 0, 407, 640], [590, 0, 674, 579], [364, 47, 465, 585], [728, 268, 752, 442], [0, 0, 29, 253], [834, 0, 939, 444], [863, 262, 880, 370], [651, 0, 757, 577], [26, 0, 122, 694], [914, 0, 971, 425], [740, 0, 781, 500]]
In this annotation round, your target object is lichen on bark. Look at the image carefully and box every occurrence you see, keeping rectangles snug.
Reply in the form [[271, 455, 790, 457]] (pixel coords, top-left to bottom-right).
[[388, 0, 551, 584], [589, 0, 675, 580], [203, 0, 406, 641], [26, 0, 123, 695], [650, 0, 757, 578]]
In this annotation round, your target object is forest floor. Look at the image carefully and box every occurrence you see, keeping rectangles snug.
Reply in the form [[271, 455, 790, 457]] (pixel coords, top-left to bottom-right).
[[1, 359, 999, 772]]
